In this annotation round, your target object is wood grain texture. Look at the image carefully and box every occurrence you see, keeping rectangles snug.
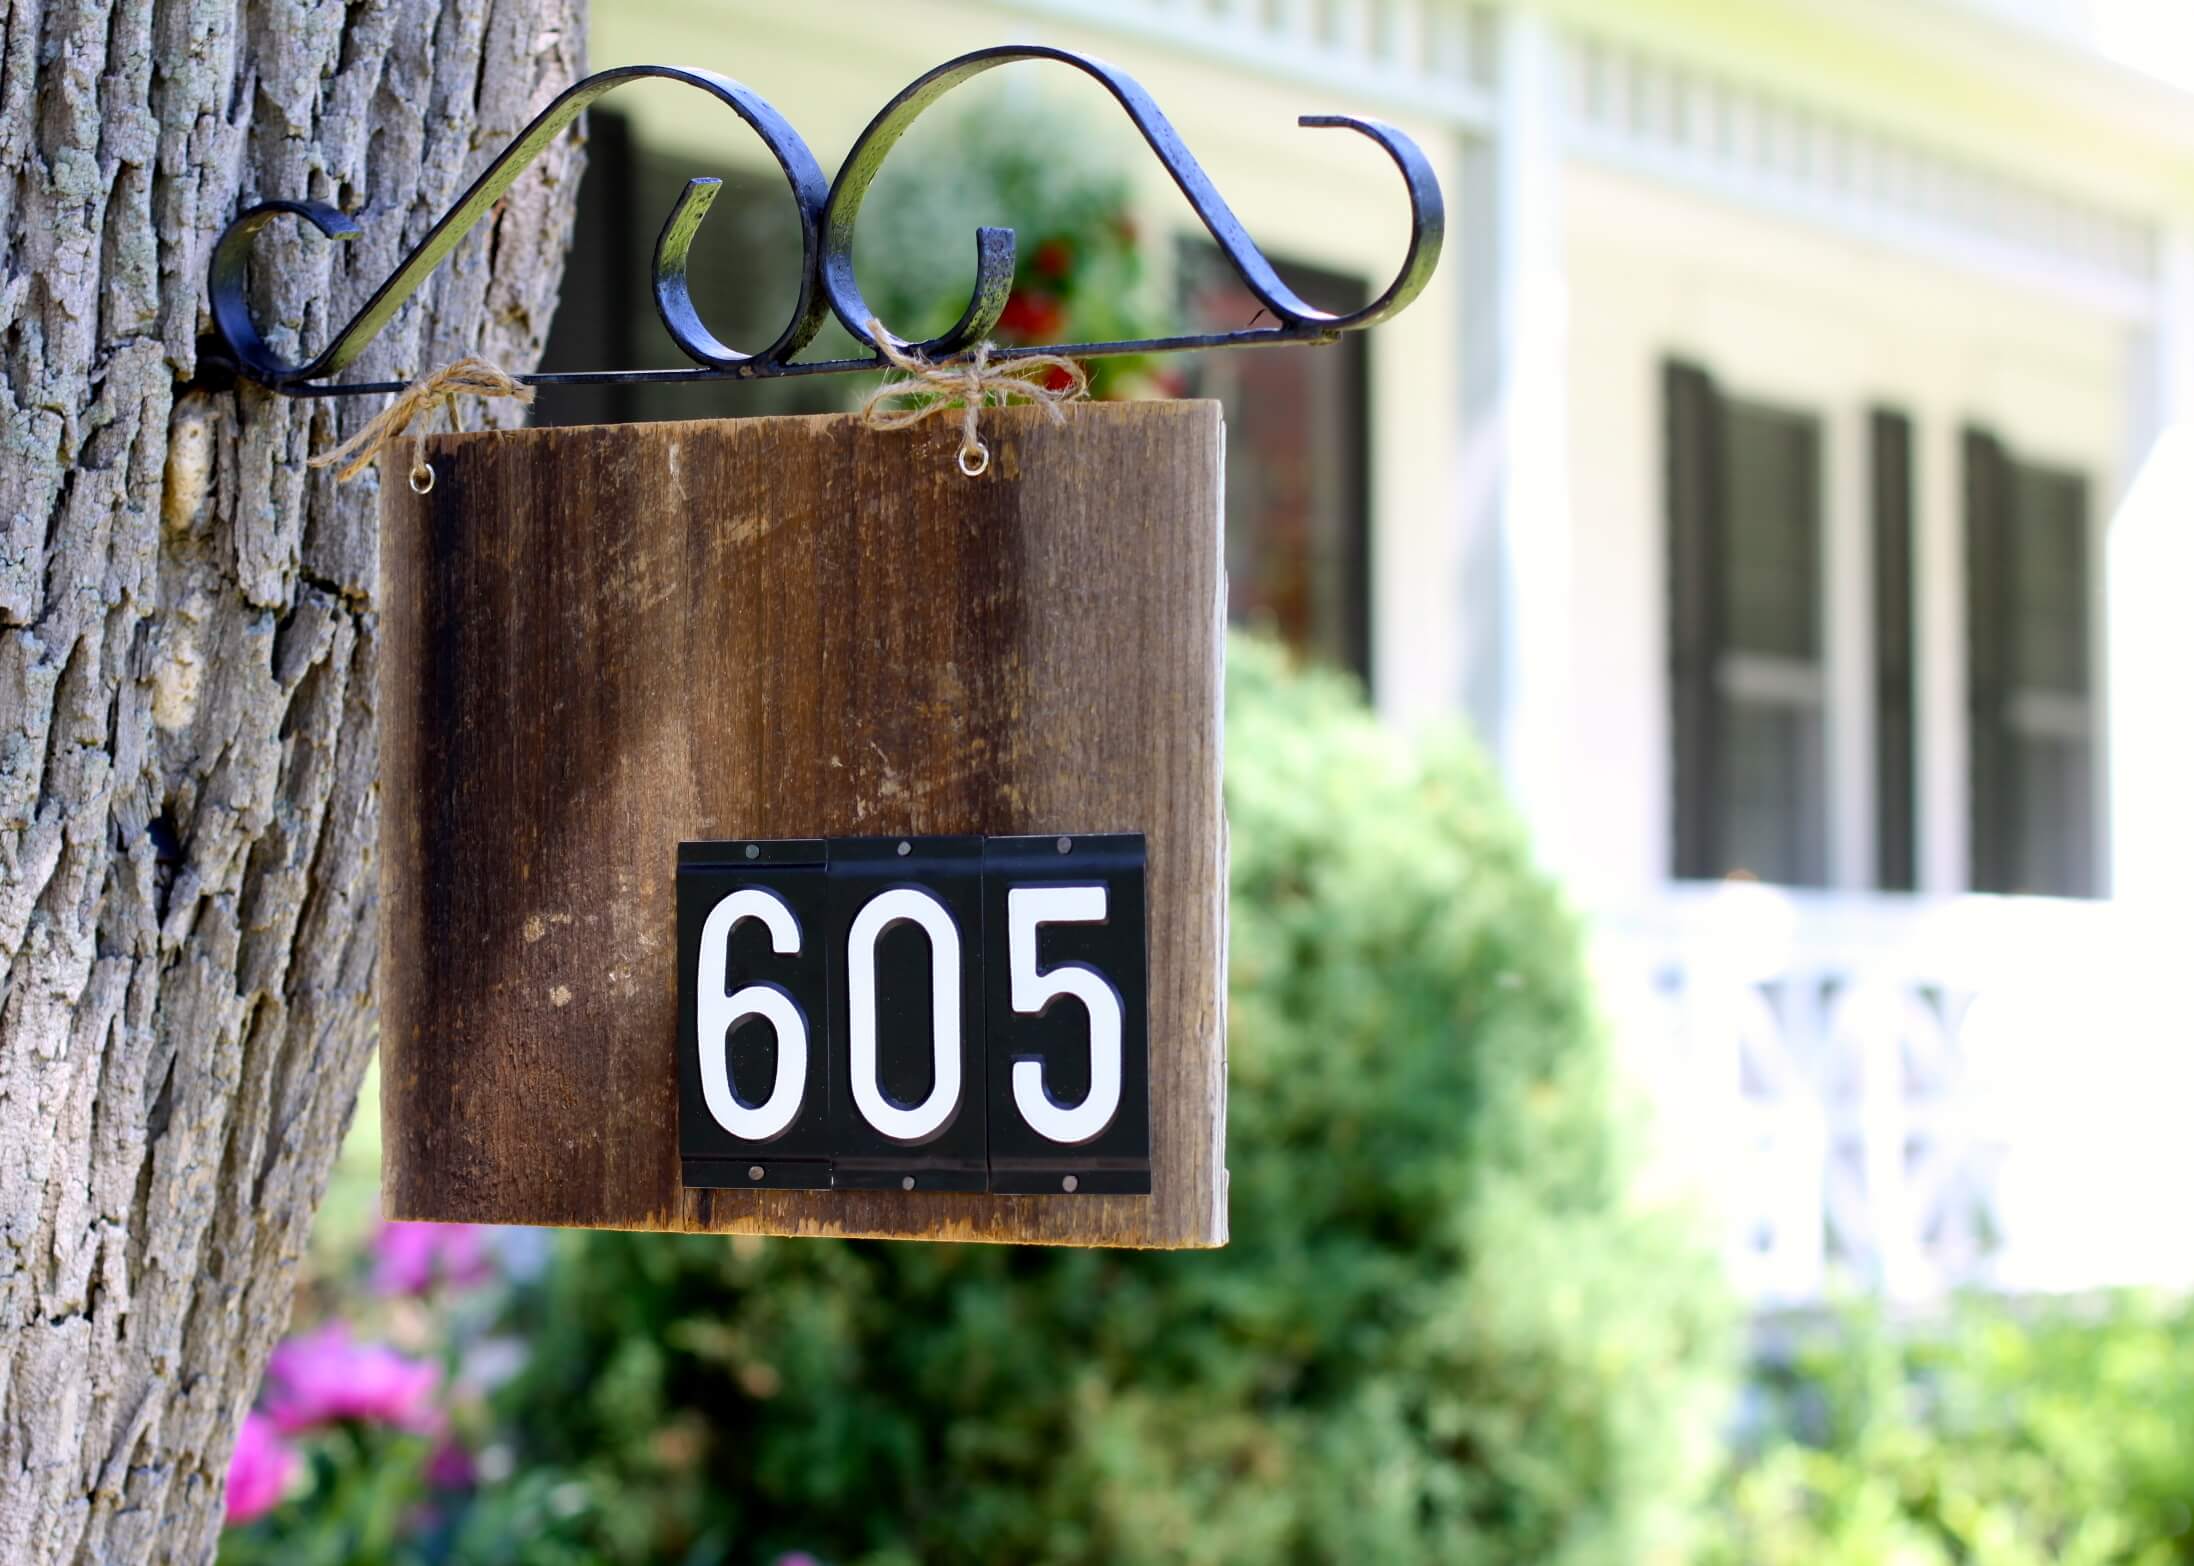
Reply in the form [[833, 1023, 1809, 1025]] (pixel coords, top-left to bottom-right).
[[380, 402, 1228, 1248]]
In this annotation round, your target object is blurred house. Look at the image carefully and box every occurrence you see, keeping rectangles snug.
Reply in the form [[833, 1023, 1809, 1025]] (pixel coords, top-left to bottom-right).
[[554, 0, 2194, 1308]]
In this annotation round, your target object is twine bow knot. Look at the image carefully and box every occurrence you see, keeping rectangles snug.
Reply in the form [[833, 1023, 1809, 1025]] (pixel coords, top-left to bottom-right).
[[856, 319, 1087, 477], [308, 356, 535, 487]]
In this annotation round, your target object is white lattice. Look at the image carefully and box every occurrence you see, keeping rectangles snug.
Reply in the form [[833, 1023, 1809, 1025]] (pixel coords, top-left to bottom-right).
[[1605, 886, 2188, 1307]]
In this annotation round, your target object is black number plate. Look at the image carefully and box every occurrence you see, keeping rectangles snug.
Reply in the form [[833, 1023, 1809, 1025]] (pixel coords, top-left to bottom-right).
[[676, 833, 1150, 1194]]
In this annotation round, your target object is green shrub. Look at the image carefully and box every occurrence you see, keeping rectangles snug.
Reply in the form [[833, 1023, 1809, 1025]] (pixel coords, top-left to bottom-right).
[[475, 635, 1731, 1565], [1700, 1294, 2194, 1566]]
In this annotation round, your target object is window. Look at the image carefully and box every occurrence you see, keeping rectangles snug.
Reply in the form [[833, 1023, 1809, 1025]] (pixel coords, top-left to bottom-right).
[[1666, 362, 1829, 885], [1667, 362, 2101, 898], [1965, 431, 2098, 897], [1180, 245, 1370, 682]]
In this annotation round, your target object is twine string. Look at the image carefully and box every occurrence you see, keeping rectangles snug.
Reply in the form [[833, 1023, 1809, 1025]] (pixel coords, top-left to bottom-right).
[[309, 335, 1080, 488], [308, 356, 536, 486], [856, 319, 1087, 477]]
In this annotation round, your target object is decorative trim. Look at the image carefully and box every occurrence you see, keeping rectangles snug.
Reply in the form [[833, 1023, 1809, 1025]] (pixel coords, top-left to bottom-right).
[[989, 2, 2161, 316], [1562, 28, 2159, 317], [987, 0, 1503, 130]]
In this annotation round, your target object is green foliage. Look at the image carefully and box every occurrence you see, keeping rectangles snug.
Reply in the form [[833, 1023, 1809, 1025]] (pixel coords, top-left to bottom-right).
[[475, 635, 1732, 1565], [1700, 1294, 2194, 1566]]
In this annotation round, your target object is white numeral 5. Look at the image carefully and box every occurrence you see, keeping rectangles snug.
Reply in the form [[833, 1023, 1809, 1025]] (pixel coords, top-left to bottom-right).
[[1007, 885, 1122, 1145], [846, 887, 963, 1142], [695, 889, 808, 1141]]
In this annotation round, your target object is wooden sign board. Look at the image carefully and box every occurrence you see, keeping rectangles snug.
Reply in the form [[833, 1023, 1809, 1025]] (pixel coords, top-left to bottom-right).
[[378, 402, 1227, 1248]]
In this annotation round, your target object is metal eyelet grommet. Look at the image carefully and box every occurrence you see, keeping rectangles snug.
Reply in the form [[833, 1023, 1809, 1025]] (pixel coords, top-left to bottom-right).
[[957, 443, 990, 478], [409, 462, 435, 495]]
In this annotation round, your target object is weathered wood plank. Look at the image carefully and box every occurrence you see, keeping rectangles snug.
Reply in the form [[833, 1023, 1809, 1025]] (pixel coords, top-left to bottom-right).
[[380, 402, 1228, 1248]]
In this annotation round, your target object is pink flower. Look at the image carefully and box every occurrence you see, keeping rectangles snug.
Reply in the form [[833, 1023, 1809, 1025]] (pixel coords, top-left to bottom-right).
[[771, 1555, 823, 1566], [371, 1220, 495, 1296], [425, 1437, 477, 1490], [264, 1322, 441, 1434], [224, 1411, 296, 1526]]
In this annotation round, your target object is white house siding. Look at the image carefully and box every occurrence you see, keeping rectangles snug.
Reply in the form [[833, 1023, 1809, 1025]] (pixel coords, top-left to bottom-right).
[[1560, 160, 2131, 909], [1540, 5, 2194, 1305]]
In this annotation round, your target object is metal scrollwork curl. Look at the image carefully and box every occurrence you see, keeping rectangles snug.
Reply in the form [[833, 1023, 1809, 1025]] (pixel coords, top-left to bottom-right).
[[203, 47, 1444, 397]]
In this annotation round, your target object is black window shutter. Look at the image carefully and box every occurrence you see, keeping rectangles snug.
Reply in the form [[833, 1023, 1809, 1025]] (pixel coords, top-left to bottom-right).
[[1872, 409, 1917, 891], [2056, 474, 2097, 898], [1667, 361, 1724, 879], [1964, 427, 2015, 892]]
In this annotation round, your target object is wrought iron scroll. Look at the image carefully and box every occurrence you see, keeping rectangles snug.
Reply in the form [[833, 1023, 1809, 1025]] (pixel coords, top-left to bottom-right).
[[204, 46, 1444, 397]]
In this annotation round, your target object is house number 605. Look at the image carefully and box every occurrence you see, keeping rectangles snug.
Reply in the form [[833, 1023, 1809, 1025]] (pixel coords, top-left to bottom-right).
[[675, 834, 1151, 1195]]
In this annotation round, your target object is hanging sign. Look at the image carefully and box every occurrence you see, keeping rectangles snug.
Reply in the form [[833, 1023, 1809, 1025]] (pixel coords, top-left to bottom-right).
[[377, 403, 1227, 1248], [204, 45, 1446, 1253]]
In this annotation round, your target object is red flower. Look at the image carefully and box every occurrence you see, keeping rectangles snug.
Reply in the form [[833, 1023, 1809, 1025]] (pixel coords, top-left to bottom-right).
[[998, 289, 1066, 342], [1032, 237, 1074, 279]]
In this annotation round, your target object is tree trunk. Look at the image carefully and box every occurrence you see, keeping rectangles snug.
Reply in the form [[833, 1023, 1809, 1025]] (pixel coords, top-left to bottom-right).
[[0, 1, 584, 1557]]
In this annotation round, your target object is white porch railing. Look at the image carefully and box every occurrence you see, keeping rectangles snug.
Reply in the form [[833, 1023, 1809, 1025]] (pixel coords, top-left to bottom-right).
[[1596, 884, 2194, 1308]]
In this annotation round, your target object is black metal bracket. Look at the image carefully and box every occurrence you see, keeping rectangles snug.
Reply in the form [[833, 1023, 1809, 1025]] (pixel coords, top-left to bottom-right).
[[204, 46, 1444, 397]]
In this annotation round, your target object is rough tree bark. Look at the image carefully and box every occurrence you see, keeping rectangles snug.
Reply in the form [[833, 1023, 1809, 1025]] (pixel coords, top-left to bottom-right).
[[0, 0, 585, 1557]]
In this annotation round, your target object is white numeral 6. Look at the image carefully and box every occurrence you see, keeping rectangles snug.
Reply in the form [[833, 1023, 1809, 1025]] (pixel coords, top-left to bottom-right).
[[695, 889, 808, 1141]]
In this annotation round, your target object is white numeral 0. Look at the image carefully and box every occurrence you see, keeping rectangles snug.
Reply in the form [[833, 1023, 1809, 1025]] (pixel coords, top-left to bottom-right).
[[695, 889, 808, 1141], [1007, 885, 1123, 1145], [847, 887, 963, 1142]]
